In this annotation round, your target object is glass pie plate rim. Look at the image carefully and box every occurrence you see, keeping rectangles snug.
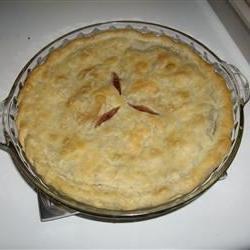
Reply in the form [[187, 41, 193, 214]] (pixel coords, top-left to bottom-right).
[[0, 20, 249, 222]]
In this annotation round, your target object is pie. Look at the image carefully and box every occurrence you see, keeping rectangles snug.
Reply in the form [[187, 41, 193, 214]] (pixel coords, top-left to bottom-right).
[[16, 29, 233, 210]]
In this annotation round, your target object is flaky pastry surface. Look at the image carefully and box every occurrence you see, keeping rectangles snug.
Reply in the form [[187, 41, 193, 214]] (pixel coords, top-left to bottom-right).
[[16, 29, 233, 210]]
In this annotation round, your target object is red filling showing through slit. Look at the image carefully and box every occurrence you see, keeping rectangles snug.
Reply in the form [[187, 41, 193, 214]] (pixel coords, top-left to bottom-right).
[[95, 106, 120, 127], [95, 72, 160, 127]]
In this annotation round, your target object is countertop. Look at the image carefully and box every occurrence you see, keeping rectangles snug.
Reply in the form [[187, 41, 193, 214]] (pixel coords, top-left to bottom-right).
[[0, 1, 249, 249], [209, 0, 250, 63]]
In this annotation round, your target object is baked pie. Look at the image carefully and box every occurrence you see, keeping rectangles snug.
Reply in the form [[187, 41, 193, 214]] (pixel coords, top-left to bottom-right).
[[16, 29, 233, 210]]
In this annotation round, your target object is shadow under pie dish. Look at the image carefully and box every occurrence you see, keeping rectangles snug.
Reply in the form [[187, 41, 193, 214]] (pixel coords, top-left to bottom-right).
[[0, 21, 249, 221]]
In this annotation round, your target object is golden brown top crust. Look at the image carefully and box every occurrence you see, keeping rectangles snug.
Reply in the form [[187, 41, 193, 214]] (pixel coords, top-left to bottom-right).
[[16, 29, 233, 210]]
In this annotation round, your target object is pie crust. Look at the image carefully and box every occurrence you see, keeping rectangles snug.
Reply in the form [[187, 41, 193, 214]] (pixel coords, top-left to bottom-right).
[[16, 29, 233, 210]]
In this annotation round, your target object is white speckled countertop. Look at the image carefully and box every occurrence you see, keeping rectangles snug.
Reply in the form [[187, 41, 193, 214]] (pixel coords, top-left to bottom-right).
[[0, 1, 249, 248]]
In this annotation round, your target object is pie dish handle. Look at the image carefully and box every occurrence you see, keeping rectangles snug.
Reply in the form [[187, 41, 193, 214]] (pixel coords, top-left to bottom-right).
[[220, 61, 250, 106], [0, 98, 8, 150]]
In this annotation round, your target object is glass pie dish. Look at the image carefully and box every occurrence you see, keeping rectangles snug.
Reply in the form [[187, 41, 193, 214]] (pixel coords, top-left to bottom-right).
[[0, 21, 249, 222]]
